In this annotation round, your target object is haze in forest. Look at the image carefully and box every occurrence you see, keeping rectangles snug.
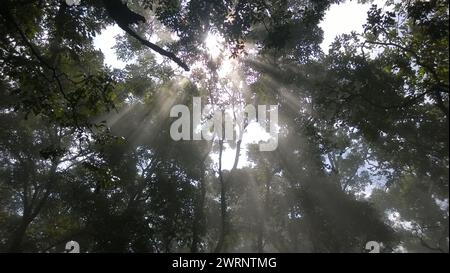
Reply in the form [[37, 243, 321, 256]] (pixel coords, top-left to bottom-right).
[[0, 0, 448, 253]]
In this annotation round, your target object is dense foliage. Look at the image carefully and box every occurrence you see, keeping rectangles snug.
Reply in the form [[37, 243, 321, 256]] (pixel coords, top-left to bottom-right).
[[0, 0, 448, 252]]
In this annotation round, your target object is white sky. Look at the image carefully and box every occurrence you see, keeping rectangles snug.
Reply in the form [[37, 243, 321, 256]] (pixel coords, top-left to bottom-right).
[[319, 0, 388, 52], [94, 25, 127, 69]]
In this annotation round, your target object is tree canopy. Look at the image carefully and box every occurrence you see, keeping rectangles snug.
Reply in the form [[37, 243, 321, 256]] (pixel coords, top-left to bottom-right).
[[0, 0, 448, 253]]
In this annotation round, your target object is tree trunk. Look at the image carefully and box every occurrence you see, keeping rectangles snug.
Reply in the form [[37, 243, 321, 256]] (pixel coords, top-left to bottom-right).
[[191, 162, 207, 253], [8, 217, 32, 252], [214, 140, 227, 253]]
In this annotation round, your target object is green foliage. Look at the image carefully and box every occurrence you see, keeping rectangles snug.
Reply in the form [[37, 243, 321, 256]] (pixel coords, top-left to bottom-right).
[[0, 0, 447, 253]]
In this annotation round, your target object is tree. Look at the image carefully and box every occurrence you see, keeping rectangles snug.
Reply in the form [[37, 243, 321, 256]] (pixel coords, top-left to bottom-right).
[[0, 0, 448, 253]]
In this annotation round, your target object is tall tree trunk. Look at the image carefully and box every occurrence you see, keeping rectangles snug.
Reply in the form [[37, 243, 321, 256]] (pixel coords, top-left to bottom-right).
[[214, 140, 227, 253], [256, 167, 274, 253], [8, 217, 32, 252], [256, 176, 269, 252], [191, 162, 207, 253]]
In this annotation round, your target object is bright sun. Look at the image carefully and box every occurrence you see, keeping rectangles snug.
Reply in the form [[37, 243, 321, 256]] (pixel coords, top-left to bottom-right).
[[202, 32, 274, 170], [203, 32, 241, 80], [204, 32, 224, 59]]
